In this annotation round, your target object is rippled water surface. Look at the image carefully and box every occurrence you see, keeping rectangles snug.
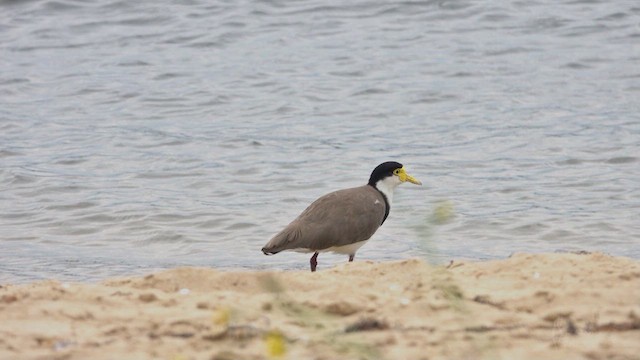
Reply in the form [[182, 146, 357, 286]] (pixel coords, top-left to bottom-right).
[[1, 0, 639, 282]]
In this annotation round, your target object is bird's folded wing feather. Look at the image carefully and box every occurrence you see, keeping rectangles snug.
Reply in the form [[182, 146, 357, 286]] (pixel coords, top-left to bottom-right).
[[263, 186, 385, 252]]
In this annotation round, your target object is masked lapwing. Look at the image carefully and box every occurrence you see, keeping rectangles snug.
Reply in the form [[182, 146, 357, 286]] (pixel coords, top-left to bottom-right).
[[261, 161, 421, 272]]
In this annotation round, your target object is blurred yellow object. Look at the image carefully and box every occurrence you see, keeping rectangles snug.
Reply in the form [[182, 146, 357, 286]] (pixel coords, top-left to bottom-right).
[[265, 329, 286, 359], [212, 307, 231, 326], [432, 200, 454, 224], [171, 354, 188, 360]]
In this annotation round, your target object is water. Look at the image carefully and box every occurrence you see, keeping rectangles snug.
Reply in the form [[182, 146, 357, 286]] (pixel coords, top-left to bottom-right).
[[1, 0, 639, 283]]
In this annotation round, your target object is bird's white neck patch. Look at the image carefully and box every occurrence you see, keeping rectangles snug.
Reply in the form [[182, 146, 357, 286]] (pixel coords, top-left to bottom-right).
[[374, 176, 402, 206]]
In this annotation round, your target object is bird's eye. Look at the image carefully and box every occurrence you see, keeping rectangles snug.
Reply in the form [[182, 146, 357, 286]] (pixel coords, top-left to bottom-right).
[[393, 169, 400, 175]]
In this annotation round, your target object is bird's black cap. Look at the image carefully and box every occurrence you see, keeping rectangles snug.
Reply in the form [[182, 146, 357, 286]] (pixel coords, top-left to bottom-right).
[[367, 161, 403, 186]]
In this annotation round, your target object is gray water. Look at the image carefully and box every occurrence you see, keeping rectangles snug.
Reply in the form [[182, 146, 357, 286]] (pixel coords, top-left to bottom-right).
[[1, 0, 639, 283]]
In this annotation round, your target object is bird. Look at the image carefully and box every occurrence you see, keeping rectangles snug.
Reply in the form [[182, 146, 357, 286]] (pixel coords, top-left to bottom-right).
[[261, 161, 421, 272]]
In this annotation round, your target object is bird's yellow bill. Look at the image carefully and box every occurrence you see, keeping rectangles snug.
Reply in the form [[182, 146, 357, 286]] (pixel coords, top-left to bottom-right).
[[398, 167, 422, 185]]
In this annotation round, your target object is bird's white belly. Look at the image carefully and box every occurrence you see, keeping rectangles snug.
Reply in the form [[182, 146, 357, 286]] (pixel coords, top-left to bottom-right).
[[324, 240, 369, 255], [289, 240, 369, 255]]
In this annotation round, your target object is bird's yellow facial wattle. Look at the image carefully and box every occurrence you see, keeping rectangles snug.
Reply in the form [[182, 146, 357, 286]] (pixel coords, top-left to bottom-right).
[[393, 167, 422, 185]]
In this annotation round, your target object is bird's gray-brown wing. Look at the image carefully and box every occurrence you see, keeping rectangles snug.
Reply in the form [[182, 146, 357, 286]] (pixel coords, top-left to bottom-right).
[[262, 185, 386, 254]]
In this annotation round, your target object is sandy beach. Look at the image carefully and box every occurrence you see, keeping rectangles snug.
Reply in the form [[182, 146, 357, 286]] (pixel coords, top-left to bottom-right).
[[1, 252, 639, 360]]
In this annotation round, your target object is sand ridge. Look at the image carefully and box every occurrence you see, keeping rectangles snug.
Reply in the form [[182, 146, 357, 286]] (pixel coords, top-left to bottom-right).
[[1, 252, 639, 360]]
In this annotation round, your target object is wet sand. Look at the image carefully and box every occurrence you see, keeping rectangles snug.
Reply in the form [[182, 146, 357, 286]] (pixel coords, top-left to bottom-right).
[[1, 252, 639, 360]]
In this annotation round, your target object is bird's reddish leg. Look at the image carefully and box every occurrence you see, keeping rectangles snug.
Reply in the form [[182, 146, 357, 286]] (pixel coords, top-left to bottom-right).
[[310, 252, 319, 272]]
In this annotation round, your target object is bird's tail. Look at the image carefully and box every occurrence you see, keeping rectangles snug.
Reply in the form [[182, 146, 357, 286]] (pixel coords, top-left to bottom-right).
[[262, 247, 279, 255], [261, 226, 299, 255]]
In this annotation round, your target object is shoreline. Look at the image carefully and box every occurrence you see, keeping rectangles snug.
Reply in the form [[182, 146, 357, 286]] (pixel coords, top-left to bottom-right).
[[1, 252, 639, 360]]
